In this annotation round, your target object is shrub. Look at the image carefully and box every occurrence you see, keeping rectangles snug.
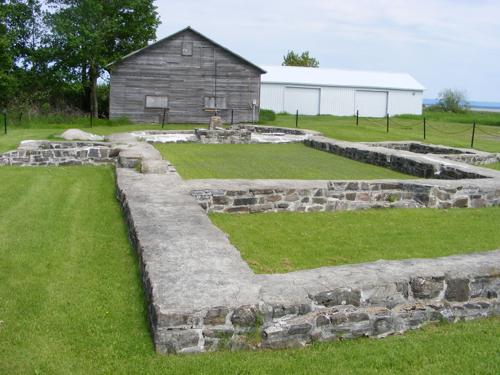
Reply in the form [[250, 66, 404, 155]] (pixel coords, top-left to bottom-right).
[[259, 109, 276, 123], [434, 88, 469, 113]]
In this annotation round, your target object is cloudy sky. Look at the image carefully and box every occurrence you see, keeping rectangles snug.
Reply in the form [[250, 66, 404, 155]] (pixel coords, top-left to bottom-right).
[[154, 0, 500, 102]]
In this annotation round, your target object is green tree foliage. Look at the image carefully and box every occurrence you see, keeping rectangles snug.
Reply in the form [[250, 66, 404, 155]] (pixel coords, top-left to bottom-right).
[[282, 50, 319, 67], [435, 88, 469, 113], [2, 0, 44, 109], [46, 0, 160, 116], [0, 1, 12, 109]]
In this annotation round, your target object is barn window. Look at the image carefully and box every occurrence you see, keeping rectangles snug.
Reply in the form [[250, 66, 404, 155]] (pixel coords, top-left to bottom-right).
[[182, 42, 193, 56], [204, 96, 226, 109], [145, 95, 169, 109]]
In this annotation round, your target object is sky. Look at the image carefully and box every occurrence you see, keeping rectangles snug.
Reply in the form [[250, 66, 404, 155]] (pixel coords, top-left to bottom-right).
[[154, 0, 500, 102]]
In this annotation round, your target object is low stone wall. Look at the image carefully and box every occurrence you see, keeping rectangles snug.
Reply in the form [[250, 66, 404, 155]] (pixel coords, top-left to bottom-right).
[[190, 179, 500, 213], [443, 153, 500, 165], [194, 128, 252, 144], [305, 137, 493, 179], [0, 141, 115, 166], [371, 141, 500, 165], [116, 169, 500, 354], [261, 297, 499, 349], [373, 142, 474, 155], [240, 124, 315, 136]]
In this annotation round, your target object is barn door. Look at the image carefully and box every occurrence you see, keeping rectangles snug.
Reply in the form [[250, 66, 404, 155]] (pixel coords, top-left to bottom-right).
[[355, 90, 388, 117], [284, 87, 320, 115]]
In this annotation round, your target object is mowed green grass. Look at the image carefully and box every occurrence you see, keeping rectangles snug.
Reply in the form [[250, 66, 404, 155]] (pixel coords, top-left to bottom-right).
[[156, 143, 412, 180], [1, 167, 499, 374], [267, 114, 500, 153], [210, 209, 500, 273], [485, 162, 500, 171]]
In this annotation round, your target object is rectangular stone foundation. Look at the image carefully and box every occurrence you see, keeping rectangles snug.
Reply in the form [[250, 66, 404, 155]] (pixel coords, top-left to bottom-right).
[[116, 169, 500, 354]]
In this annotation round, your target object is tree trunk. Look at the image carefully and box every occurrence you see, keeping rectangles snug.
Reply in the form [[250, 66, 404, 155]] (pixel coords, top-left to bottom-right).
[[89, 62, 98, 118], [81, 64, 90, 112]]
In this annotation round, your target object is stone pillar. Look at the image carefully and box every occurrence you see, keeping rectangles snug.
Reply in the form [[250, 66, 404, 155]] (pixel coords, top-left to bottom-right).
[[209, 116, 223, 130]]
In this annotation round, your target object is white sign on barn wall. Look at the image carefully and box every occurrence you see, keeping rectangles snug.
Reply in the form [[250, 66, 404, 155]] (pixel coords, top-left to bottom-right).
[[145, 95, 169, 109]]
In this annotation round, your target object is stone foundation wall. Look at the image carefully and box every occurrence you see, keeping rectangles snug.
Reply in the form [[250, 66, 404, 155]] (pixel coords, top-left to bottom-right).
[[240, 124, 311, 135], [305, 138, 489, 179], [0, 141, 116, 166], [191, 180, 500, 213], [116, 170, 500, 353], [374, 142, 473, 155], [443, 153, 500, 165], [195, 128, 252, 144], [150, 255, 500, 353]]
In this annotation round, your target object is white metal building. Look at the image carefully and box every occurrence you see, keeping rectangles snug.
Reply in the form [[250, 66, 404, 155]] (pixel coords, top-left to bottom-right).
[[260, 66, 425, 117]]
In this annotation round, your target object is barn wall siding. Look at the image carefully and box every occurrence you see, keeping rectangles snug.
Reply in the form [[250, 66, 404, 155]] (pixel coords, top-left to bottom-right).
[[109, 29, 262, 124], [261, 83, 423, 117]]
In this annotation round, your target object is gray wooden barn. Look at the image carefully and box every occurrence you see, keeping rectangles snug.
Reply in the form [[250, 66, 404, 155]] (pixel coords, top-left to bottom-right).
[[107, 27, 265, 124]]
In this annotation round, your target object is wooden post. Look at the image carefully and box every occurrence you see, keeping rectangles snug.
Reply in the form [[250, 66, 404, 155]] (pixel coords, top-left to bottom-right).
[[356, 110, 359, 126], [471, 121, 476, 148], [231, 109, 234, 125], [423, 117, 426, 140], [162, 108, 167, 128], [296, 110, 299, 128], [386, 113, 389, 133]]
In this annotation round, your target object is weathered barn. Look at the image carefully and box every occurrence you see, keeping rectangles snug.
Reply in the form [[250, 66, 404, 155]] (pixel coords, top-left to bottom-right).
[[107, 27, 265, 124], [260, 66, 425, 117]]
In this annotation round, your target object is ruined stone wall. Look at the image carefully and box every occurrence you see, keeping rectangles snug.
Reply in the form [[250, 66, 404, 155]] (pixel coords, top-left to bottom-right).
[[305, 138, 489, 179], [191, 180, 500, 214], [0, 141, 116, 166]]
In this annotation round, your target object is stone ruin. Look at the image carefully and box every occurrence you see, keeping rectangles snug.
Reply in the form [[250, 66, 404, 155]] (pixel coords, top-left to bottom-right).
[[1, 125, 499, 354]]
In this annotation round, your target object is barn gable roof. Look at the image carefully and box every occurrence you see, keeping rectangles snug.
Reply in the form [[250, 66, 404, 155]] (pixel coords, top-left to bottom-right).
[[106, 26, 266, 74], [261, 65, 425, 91]]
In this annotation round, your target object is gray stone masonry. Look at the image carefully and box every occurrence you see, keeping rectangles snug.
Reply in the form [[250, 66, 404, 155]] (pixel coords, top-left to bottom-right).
[[0, 140, 115, 166], [305, 136, 500, 179], [194, 128, 252, 144], [116, 168, 500, 354], [368, 141, 500, 165], [189, 177, 500, 213]]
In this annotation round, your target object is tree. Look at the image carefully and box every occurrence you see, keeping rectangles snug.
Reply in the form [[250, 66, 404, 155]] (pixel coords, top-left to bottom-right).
[[0, 1, 12, 109], [1, 0, 45, 109], [46, 0, 160, 116], [436, 88, 469, 113], [282, 50, 319, 67]]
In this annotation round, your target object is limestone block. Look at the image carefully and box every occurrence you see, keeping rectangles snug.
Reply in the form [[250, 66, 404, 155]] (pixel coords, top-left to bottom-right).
[[60, 129, 105, 141]]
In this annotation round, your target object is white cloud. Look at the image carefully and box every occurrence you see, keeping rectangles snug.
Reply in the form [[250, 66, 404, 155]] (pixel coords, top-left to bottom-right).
[[153, 0, 500, 101]]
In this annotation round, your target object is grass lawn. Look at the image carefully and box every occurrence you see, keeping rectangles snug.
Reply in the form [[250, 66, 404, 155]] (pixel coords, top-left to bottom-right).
[[0, 167, 499, 374], [210, 209, 500, 273], [266, 113, 500, 153], [485, 162, 500, 171], [156, 143, 412, 180]]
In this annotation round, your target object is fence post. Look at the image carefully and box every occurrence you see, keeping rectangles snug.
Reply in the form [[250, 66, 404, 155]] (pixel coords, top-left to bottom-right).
[[423, 117, 426, 140], [162, 108, 167, 128], [3, 111, 6, 135], [386, 113, 389, 133], [471, 121, 476, 148], [356, 110, 359, 126], [231, 109, 234, 125], [295, 109, 299, 128]]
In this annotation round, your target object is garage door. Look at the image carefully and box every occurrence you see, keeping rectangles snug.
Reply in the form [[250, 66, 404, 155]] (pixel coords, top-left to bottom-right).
[[284, 87, 320, 115], [355, 90, 388, 117]]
